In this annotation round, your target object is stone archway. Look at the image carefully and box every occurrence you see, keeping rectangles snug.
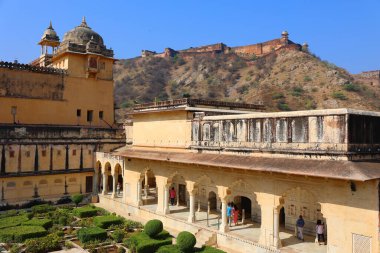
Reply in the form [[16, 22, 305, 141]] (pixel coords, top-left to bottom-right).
[[141, 169, 157, 205], [114, 163, 123, 197], [208, 191, 217, 211]]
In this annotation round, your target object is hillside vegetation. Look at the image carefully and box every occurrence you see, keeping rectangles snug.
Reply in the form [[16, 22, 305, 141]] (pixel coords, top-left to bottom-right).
[[113, 49, 380, 112]]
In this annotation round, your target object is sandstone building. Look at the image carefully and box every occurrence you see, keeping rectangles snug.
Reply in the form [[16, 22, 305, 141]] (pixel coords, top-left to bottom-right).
[[0, 18, 124, 204], [96, 98, 380, 253]]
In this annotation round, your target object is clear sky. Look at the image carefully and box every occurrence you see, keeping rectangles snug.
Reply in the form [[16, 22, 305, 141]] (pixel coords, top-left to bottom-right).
[[0, 0, 379, 73]]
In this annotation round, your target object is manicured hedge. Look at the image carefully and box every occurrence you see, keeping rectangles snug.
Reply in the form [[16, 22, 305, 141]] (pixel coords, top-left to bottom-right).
[[199, 246, 226, 253], [77, 227, 108, 243], [22, 218, 53, 229], [0, 226, 47, 242], [156, 245, 182, 253], [0, 215, 29, 229], [128, 230, 172, 253], [93, 215, 123, 229], [73, 206, 99, 218], [31, 204, 56, 214], [25, 233, 61, 253], [144, 219, 163, 237], [177, 231, 196, 253]]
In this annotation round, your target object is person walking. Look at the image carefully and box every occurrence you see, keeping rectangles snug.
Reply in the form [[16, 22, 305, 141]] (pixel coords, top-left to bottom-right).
[[316, 220, 325, 245], [233, 205, 239, 226], [227, 202, 232, 227], [169, 187, 176, 206], [296, 215, 305, 241]]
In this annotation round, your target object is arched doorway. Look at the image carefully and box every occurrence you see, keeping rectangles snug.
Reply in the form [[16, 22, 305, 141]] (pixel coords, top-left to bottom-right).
[[208, 191, 217, 211], [169, 174, 186, 206], [234, 196, 252, 219], [142, 169, 157, 205], [114, 164, 123, 197]]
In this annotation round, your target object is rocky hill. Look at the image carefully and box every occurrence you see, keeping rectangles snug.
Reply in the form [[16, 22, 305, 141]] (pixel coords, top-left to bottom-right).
[[113, 48, 380, 112]]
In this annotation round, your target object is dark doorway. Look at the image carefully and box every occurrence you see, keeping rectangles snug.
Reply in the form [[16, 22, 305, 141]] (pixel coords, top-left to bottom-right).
[[279, 207, 285, 226], [118, 175, 123, 190], [108, 175, 113, 192], [208, 191, 217, 210], [85, 176, 93, 193], [234, 196, 252, 219], [178, 184, 187, 205]]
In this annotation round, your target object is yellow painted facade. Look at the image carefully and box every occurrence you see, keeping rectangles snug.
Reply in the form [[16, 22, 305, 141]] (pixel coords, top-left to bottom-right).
[[0, 19, 124, 204]]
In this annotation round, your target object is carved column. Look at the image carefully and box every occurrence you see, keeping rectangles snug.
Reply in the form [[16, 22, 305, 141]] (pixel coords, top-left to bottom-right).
[[137, 179, 143, 206], [111, 174, 117, 198], [163, 184, 170, 214], [273, 207, 280, 249], [188, 191, 196, 223], [144, 171, 149, 198], [102, 173, 107, 195], [220, 199, 229, 232]]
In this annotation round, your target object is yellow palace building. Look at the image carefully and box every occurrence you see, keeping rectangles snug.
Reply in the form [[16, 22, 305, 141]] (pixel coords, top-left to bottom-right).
[[0, 18, 124, 203]]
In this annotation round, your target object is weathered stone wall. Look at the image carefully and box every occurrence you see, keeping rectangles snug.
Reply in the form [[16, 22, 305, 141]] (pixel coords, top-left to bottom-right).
[[0, 124, 125, 203], [0, 64, 65, 100]]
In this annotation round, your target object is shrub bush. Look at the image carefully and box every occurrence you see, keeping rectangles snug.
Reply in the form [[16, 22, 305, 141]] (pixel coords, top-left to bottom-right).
[[0, 215, 29, 229], [24, 233, 61, 253], [58, 216, 68, 226], [144, 219, 163, 237], [0, 225, 47, 242], [128, 231, 172, 253], [118, 247, 127, 253], [157, 245, 182, 253], [112, 229, 125, 243], [94, 215, 123, 229], [77, 227, 107, 243], [22, 218, 53, 229], [200, 246, 227, 253], [177, 231, 196, 252], [125, 219, 143, 231], [71, 194, 84, 207], [343, 83, 360, 92], [31, 204, 55, 214], [56, 196, 72, 205], [332, 91, 347, 100], [74, 206, 99, 218]]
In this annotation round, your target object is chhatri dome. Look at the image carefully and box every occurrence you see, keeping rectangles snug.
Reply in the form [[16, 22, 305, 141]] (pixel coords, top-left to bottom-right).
[[62, 17, 104, 47], [41, 21, 59, 42]]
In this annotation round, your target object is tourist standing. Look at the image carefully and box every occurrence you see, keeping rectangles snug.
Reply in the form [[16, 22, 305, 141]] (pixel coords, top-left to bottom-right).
[[296, 215, 305, 241], [169, 187, 176, 206], [233, 205, 239, 226], [227, 202, 232, 226], [316, 220, 325, 245]]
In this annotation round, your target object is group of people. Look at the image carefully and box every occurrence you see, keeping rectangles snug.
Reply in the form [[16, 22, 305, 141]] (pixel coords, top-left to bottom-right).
[[296, 215, 326, 245], [226, 202, 240, 226]]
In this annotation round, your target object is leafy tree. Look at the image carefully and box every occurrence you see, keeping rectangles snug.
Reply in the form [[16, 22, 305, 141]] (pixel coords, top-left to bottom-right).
[[71, 194, 83, 207]]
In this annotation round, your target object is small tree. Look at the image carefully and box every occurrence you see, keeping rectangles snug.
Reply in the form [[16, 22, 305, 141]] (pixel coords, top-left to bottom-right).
[[71, 194, 83, 207]]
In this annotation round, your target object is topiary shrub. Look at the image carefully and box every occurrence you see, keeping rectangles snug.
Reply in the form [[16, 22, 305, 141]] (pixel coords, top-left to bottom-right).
[[71, 194, 84, 207], [177, 231, 196, 253], [73, 206, 99, 218], [144, 219, 163, 238], [31, 204, 56, 214], [0, 215, 29, 229], [0, 226, 47, 242], [77, 227, 107, 243], [157, 245, 182, 253], [128, 231, 172, 253], [22, 218, 53, 229], [93, 215, 123, 229], [112, 229, 125, 243], [24, 233, 61, 253]]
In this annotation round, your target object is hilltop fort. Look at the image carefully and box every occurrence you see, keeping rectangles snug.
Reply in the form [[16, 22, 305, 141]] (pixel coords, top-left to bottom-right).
[[141, 31, 308, 59]]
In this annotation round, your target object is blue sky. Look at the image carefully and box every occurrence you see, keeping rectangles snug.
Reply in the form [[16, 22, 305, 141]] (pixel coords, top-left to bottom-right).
[[0, 0, 379, 73]]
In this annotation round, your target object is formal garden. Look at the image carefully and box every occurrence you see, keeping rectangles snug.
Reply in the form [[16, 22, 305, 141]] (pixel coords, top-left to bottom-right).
[[0, 195, 225, 253]]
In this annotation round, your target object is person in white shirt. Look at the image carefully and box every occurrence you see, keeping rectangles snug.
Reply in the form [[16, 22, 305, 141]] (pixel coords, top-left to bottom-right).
[[316, 219, 325, 245]]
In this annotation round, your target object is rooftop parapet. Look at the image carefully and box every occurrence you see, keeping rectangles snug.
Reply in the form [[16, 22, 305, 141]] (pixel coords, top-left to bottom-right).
[[191, 108, 380, 159], [0, 61, 66, 75], [133, 98, 265, 112]]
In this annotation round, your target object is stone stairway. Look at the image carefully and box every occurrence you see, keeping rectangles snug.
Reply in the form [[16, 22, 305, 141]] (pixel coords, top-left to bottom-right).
[[194, 229, 217, 248]]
